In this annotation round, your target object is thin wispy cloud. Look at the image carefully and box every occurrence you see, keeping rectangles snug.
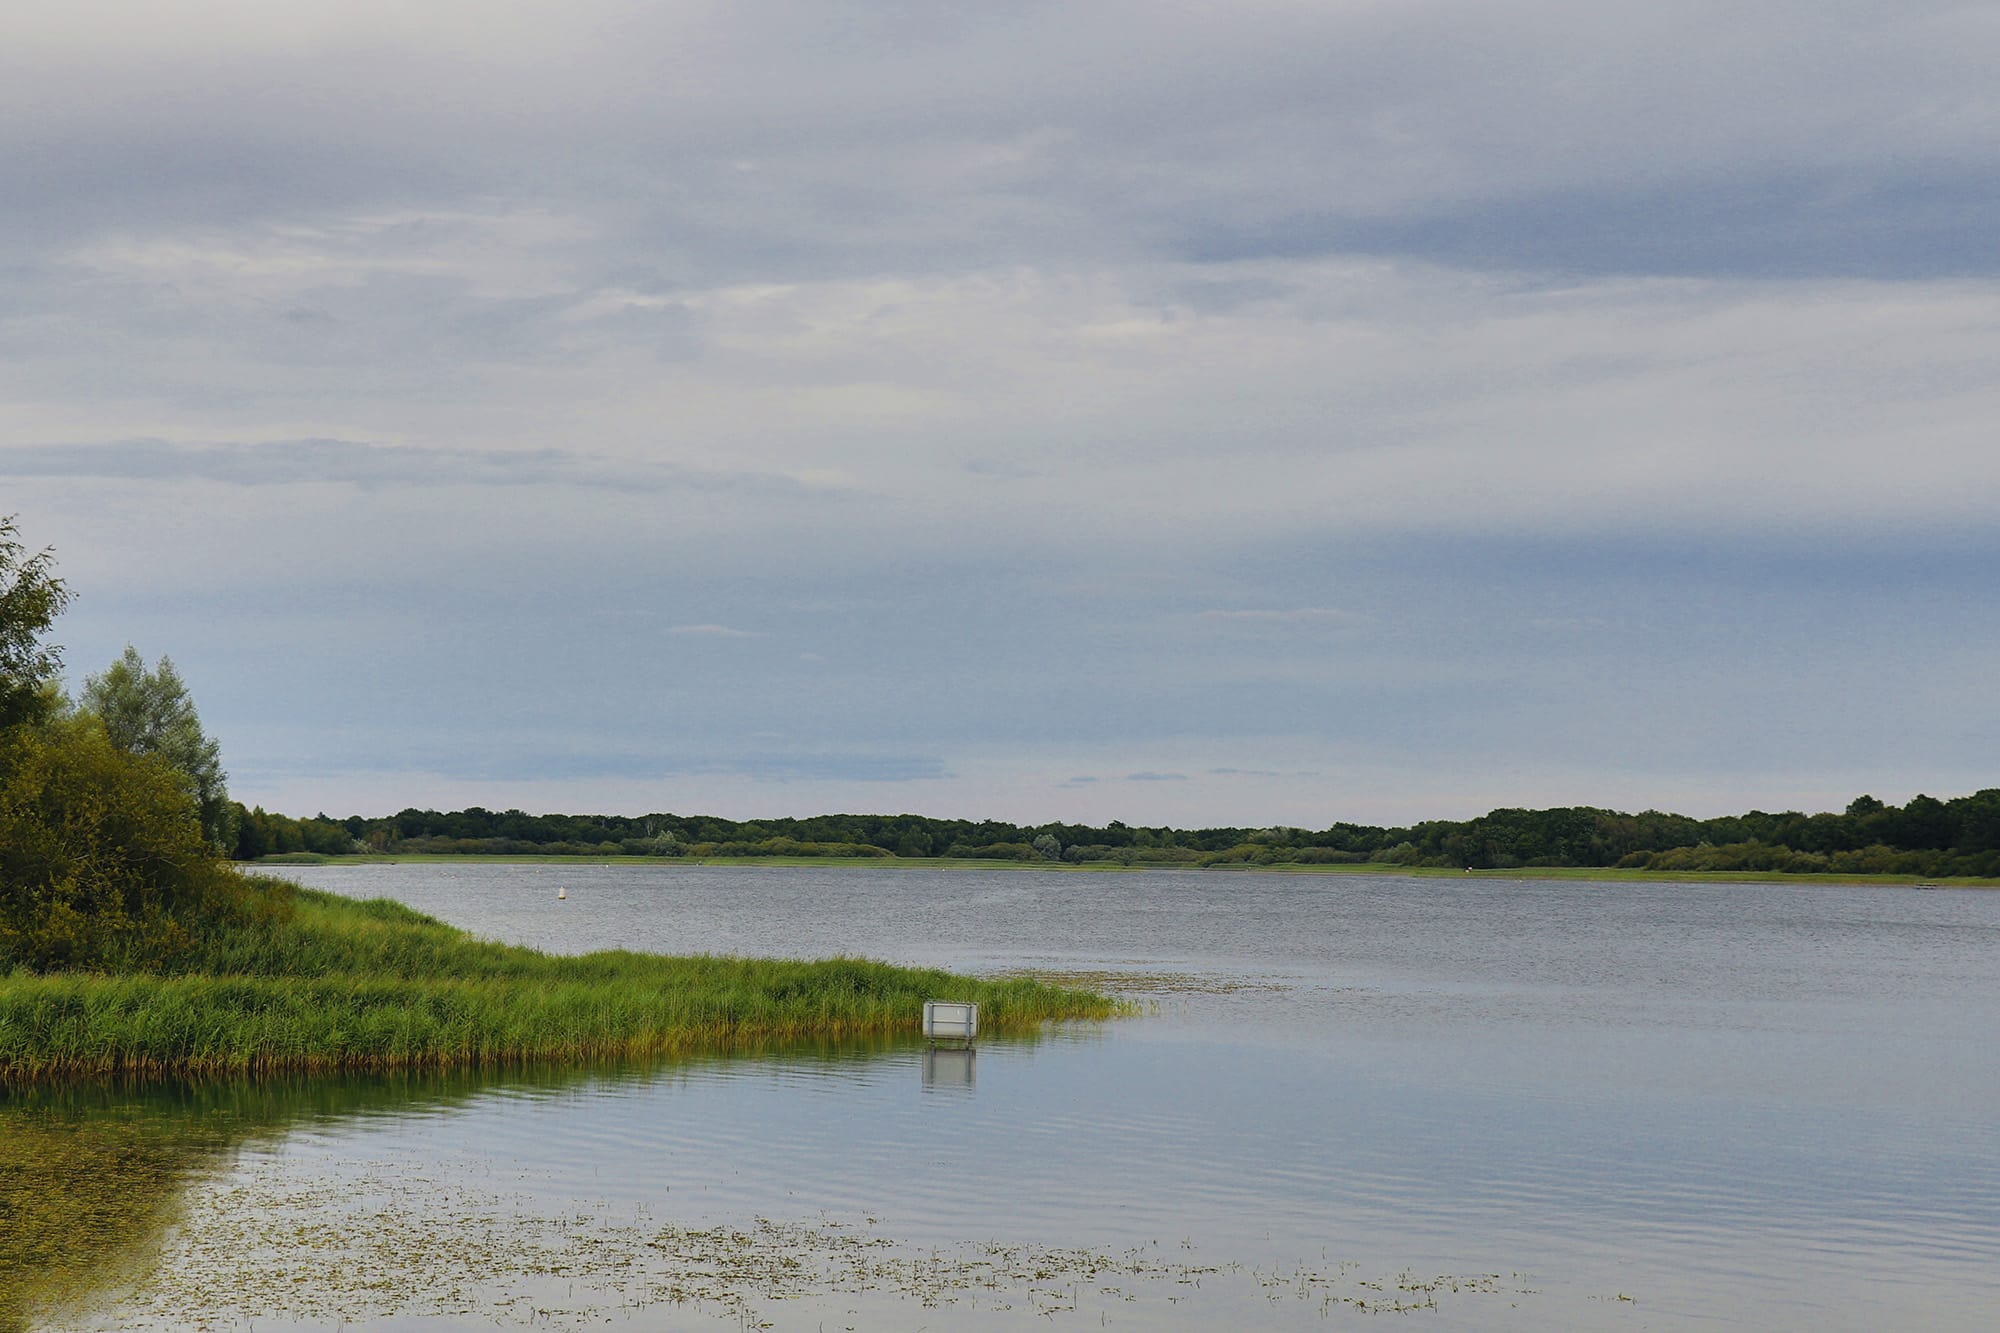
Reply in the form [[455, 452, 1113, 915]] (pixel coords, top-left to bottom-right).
[[1197, 608, 1368, 625], [666, 624, 767, 639], [0, 440, 824, 496]]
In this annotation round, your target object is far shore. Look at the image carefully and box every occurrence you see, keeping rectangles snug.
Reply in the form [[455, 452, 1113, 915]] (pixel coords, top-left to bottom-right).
[[255, 852, 2000, 888]]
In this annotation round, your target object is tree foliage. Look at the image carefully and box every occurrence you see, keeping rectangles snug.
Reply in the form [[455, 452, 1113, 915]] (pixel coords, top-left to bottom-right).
[[0, 716, 260, 972], [0, 520, 263, 973], [0, 516, 73, 730], [81, 646, 234, 849], [239, 789, 2000, 879]]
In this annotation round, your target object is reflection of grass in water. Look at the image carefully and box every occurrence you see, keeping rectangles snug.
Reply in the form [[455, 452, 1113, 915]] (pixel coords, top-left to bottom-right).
[[0, 1073, 477, 1331], [8, 1046, 1556, 1331], [0, 1101, 227, 1333], [0, 1064, 628, 1331], [0, 1033, 1054, 1330]]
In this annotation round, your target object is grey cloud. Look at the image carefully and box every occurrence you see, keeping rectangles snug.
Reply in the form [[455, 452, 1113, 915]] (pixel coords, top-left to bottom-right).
[[1155, 276, 1296, 315], [7, 4, 1997, 286], [672, 753, 954, 784], [963, 458, 1043, 480], [627, 752, 955, 785], [1197, 608, 1366, 626], [248, 743, 949, 786], [0, 440, 822, 495], [1186, 172, 2000, 280], [1529, 616, 1614, 631], [10, 2, 2000, 825], [667, 624, 767, 639], [0, 135, 449, 249]]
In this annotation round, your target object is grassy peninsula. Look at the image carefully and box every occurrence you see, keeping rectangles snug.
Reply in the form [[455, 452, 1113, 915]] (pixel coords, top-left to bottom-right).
[[0, 876, 1117, 1083], [0, 518, 1115, 1086]]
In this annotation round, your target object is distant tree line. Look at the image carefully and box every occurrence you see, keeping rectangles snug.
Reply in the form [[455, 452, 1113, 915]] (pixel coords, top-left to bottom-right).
[[230, 790, 2000, 878]]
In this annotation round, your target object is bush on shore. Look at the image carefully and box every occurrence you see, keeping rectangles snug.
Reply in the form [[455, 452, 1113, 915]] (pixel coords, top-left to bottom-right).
[[0, 716, 276, 974]]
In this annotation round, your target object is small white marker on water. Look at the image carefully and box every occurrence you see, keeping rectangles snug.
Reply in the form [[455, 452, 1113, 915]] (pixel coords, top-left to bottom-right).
[[557, 885, 568, 900]]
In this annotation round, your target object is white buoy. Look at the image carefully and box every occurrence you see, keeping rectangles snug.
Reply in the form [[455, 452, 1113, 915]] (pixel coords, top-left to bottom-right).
[[557, 885, 568, 900]]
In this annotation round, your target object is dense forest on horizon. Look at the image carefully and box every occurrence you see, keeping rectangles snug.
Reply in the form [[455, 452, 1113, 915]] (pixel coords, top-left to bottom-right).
[[231, 788, 2000, 878]]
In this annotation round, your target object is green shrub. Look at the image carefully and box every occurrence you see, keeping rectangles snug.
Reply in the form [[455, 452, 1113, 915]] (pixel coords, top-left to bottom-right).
[[0, 717, 276, 973]]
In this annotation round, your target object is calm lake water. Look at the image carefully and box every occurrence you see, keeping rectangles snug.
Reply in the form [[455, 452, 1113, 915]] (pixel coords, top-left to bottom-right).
[[12, 864, 2000, 1330]]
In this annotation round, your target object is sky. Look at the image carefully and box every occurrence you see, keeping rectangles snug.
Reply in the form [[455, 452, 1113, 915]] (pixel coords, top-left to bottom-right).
[[5, 0, 1998, 827]]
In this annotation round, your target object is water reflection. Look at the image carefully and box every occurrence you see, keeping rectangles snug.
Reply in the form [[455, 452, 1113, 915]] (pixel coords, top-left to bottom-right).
[[1, 1089, 222, 1333], [921, 1045, 976, 1093], [0, 1070, 560, 1331], [0, 1028, 1073, 1331]]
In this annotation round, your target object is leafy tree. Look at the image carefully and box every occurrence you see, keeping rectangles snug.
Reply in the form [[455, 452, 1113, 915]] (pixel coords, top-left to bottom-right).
[[1883, 793, 1954, 850], [0, 527, 276, 971], [0, 515, 73, 731], [81, 647, 236, 850], [0, 717, 240, 970], [1953, 790, 2000, 853]]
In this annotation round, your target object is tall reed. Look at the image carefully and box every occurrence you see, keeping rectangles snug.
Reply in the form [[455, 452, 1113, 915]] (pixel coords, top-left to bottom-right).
[[0, 881, 1120, 1081]]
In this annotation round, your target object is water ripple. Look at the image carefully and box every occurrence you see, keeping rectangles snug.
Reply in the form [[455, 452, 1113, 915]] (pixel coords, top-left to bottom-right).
[[220, 862, 2000, 1329]]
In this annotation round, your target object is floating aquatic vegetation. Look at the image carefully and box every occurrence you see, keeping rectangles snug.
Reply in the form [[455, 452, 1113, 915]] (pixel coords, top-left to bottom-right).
[[50, 1150, 1546, 1330]]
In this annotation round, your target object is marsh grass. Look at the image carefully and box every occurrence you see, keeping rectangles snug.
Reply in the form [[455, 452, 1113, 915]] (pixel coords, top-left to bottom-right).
[[0, 879, 1121, 1082]]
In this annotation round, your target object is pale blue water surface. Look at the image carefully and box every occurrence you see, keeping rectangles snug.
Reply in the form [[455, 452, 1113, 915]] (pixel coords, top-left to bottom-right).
[[35, 865, 2000, 1330]]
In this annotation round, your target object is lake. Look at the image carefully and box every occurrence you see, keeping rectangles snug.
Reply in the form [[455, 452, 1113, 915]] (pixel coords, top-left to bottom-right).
[[11, 864, 2000, 1330]]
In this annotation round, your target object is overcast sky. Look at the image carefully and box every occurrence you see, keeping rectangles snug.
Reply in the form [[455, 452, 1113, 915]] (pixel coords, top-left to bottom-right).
[[6, 0, 1998, 826]]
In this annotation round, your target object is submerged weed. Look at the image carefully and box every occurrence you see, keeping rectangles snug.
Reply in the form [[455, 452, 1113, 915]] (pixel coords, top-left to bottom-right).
[[62, 1151, 1545, 1330]]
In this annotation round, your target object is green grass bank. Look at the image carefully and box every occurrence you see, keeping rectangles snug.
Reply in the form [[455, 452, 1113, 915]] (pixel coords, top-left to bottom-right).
[[0, 878, 1121, 1083]]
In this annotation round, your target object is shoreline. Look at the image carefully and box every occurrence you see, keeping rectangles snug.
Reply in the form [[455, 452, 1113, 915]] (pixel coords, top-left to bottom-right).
[[255, 852, 2000, 888]]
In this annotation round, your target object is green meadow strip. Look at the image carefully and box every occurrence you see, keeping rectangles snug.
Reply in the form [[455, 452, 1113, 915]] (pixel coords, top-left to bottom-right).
[[0, 882, 1121, 1083]]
